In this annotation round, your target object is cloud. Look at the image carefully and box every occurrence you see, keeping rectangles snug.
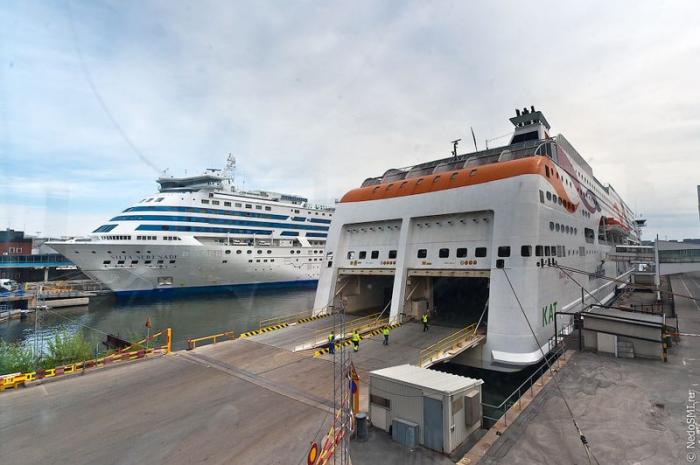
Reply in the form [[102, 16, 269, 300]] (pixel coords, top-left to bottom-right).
[[1, 0, 699, 239]]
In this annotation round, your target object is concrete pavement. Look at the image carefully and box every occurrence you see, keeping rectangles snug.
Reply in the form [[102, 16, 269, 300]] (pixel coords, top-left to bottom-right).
[[478, 273, 700, 465]]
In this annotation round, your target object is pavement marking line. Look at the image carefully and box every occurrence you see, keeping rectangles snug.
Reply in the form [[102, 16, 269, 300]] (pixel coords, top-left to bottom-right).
[[680, 277, 700, 311], [177, 352, 334, 414]]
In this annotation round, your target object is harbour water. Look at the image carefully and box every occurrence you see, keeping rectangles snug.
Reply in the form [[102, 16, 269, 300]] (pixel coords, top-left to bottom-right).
[[0, 288, 316, 352]]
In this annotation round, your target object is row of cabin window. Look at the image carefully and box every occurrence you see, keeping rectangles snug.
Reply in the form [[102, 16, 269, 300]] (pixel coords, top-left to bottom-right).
[[224, 249, 306, 255], [418, 247, 488, 259], [103, 235, 132, 241], [539, 189, 575, 211], [103, 259, 176, 265], [347, 250, 393, 260], [141, 197, 164, 203], [201, 199, 333, 218], [202, 199, 273, 211]]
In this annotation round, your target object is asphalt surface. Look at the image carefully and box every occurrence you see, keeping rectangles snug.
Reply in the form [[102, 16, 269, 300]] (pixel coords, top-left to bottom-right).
[[479, 273, 700, 465], [0, 339, 331, 465]]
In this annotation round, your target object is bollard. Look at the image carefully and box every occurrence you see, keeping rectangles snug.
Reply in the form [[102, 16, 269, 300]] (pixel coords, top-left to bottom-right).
[[187, 338, 195, 351]]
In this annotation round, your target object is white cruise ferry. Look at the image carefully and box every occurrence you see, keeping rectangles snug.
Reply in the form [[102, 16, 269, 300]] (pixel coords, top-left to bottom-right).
[[313, 108, 641, 371], [49, 157, 333, 297]]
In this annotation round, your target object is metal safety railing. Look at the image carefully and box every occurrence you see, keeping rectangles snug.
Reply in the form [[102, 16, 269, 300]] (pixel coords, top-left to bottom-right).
[[481, 340, 564, 428], [296, 312, 386, 351], [418, 323, 479, 368], [259, 310, 315, 330], [187, 331, 235, 350], [1, 328, 172, 392]]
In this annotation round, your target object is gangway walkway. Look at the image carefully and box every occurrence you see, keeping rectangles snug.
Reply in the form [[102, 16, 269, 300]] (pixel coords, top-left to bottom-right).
[[418, 324, 485, 367]]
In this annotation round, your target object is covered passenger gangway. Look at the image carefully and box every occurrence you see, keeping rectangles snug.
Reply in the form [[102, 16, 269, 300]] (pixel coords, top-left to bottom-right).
[[609, 241, 700, 276]]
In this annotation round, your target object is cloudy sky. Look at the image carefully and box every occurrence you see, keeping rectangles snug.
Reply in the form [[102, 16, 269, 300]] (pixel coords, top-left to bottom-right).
[[1, 1, 698, 240]]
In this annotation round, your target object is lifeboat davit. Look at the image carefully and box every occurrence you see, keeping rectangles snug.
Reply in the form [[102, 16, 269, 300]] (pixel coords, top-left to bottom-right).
[[605, 218, 629, 235]]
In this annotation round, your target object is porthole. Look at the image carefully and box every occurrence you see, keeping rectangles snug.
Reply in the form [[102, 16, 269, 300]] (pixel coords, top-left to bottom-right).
[[549, 222, 555, 231]]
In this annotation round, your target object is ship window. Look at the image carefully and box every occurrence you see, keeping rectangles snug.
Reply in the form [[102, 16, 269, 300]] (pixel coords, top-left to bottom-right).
[[539, 190, 544, 203], [552, 194, 557, 204], [558, 197, 562, 206], [103, 260, 111, 265], [546, 191, 552, 201], [257, 250, 262, 254], [347, 251, 355, 259], [432, 176, 441, 184], [225, 250, 231, 254], [439, 248, 449, 258], [359, 251, 367, 259], [248, 259, 253, 263], [556, 223, 560, 232], [155, 197, 164, 202], [456, 248, 467, 258], [371, 250, 379, 259], [544, 246, 551, 256], [201, 199, 209, 204], [117, 260, 125, 265], [498, 246, 510, 257], [549, 222, 554, 231], [584, 228, 595, 244], [267, 250, 272, 254], [388, 250, 397, 259], [475, 247, 487, 257], [265, 206, 271, 211], [235, 203, 242, 207], [212, 200, 220, 205], [245, 204, 252, 209], [536, 245, 543, 256], [545, 166, 550, 178], [417, 249, 427, 258], [521, 245, 532, 257], [224, 201, 231, 207], [223, 260, 228, 263], [256, 205, 262, 210], [450, 172, 459, 181], [416, 178, 424, 185], [169, 260, 176, 264], [144, 260, 152, 264]]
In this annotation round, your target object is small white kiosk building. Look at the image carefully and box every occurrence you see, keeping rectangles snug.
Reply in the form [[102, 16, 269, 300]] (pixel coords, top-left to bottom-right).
[[369, 364, 483, 453]]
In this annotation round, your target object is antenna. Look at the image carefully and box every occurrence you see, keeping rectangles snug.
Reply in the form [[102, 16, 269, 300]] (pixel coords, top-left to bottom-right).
[[470, 127, 478, 151], [451, 139, 461, 158]]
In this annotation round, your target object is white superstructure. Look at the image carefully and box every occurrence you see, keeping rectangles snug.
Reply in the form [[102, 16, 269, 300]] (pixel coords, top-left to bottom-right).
[[49, 156, 333, 296], [313, 108, 640, 372]]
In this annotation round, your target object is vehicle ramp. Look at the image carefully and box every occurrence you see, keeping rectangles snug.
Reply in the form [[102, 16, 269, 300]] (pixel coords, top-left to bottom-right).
[[418, 324, 485, 368]]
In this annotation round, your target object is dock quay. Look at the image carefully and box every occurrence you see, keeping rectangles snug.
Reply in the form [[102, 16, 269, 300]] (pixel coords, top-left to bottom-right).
[[0, 274, 694, 465]]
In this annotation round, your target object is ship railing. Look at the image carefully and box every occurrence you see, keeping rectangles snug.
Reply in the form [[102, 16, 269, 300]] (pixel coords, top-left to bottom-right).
[[259, 310, 315, 329], [295, 312, 386, 351], [418, 323, 479, 368], [481, 337, 565, 428]]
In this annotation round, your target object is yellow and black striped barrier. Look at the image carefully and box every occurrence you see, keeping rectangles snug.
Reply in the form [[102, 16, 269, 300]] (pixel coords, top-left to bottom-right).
[[295, 314, 329, 325], [239, 323, 289, 338], [313, 323, 402, 357]]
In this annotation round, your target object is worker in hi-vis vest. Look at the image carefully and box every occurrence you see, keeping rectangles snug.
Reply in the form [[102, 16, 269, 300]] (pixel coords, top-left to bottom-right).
[[422, 313, 429, 332], [382, 326, 390, 345], [328, 331, 335, 355], [351, 330, 360, 352]]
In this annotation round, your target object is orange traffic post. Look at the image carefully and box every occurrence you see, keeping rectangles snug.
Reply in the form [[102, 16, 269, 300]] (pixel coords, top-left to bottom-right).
[[166, 328, 172, 354]]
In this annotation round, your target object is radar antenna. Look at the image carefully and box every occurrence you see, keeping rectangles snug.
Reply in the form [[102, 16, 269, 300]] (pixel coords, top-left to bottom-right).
[[223, 153, 237, 184]]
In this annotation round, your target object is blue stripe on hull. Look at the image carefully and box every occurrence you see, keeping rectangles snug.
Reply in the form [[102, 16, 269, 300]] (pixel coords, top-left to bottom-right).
[[113, 279, 318, 300]]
